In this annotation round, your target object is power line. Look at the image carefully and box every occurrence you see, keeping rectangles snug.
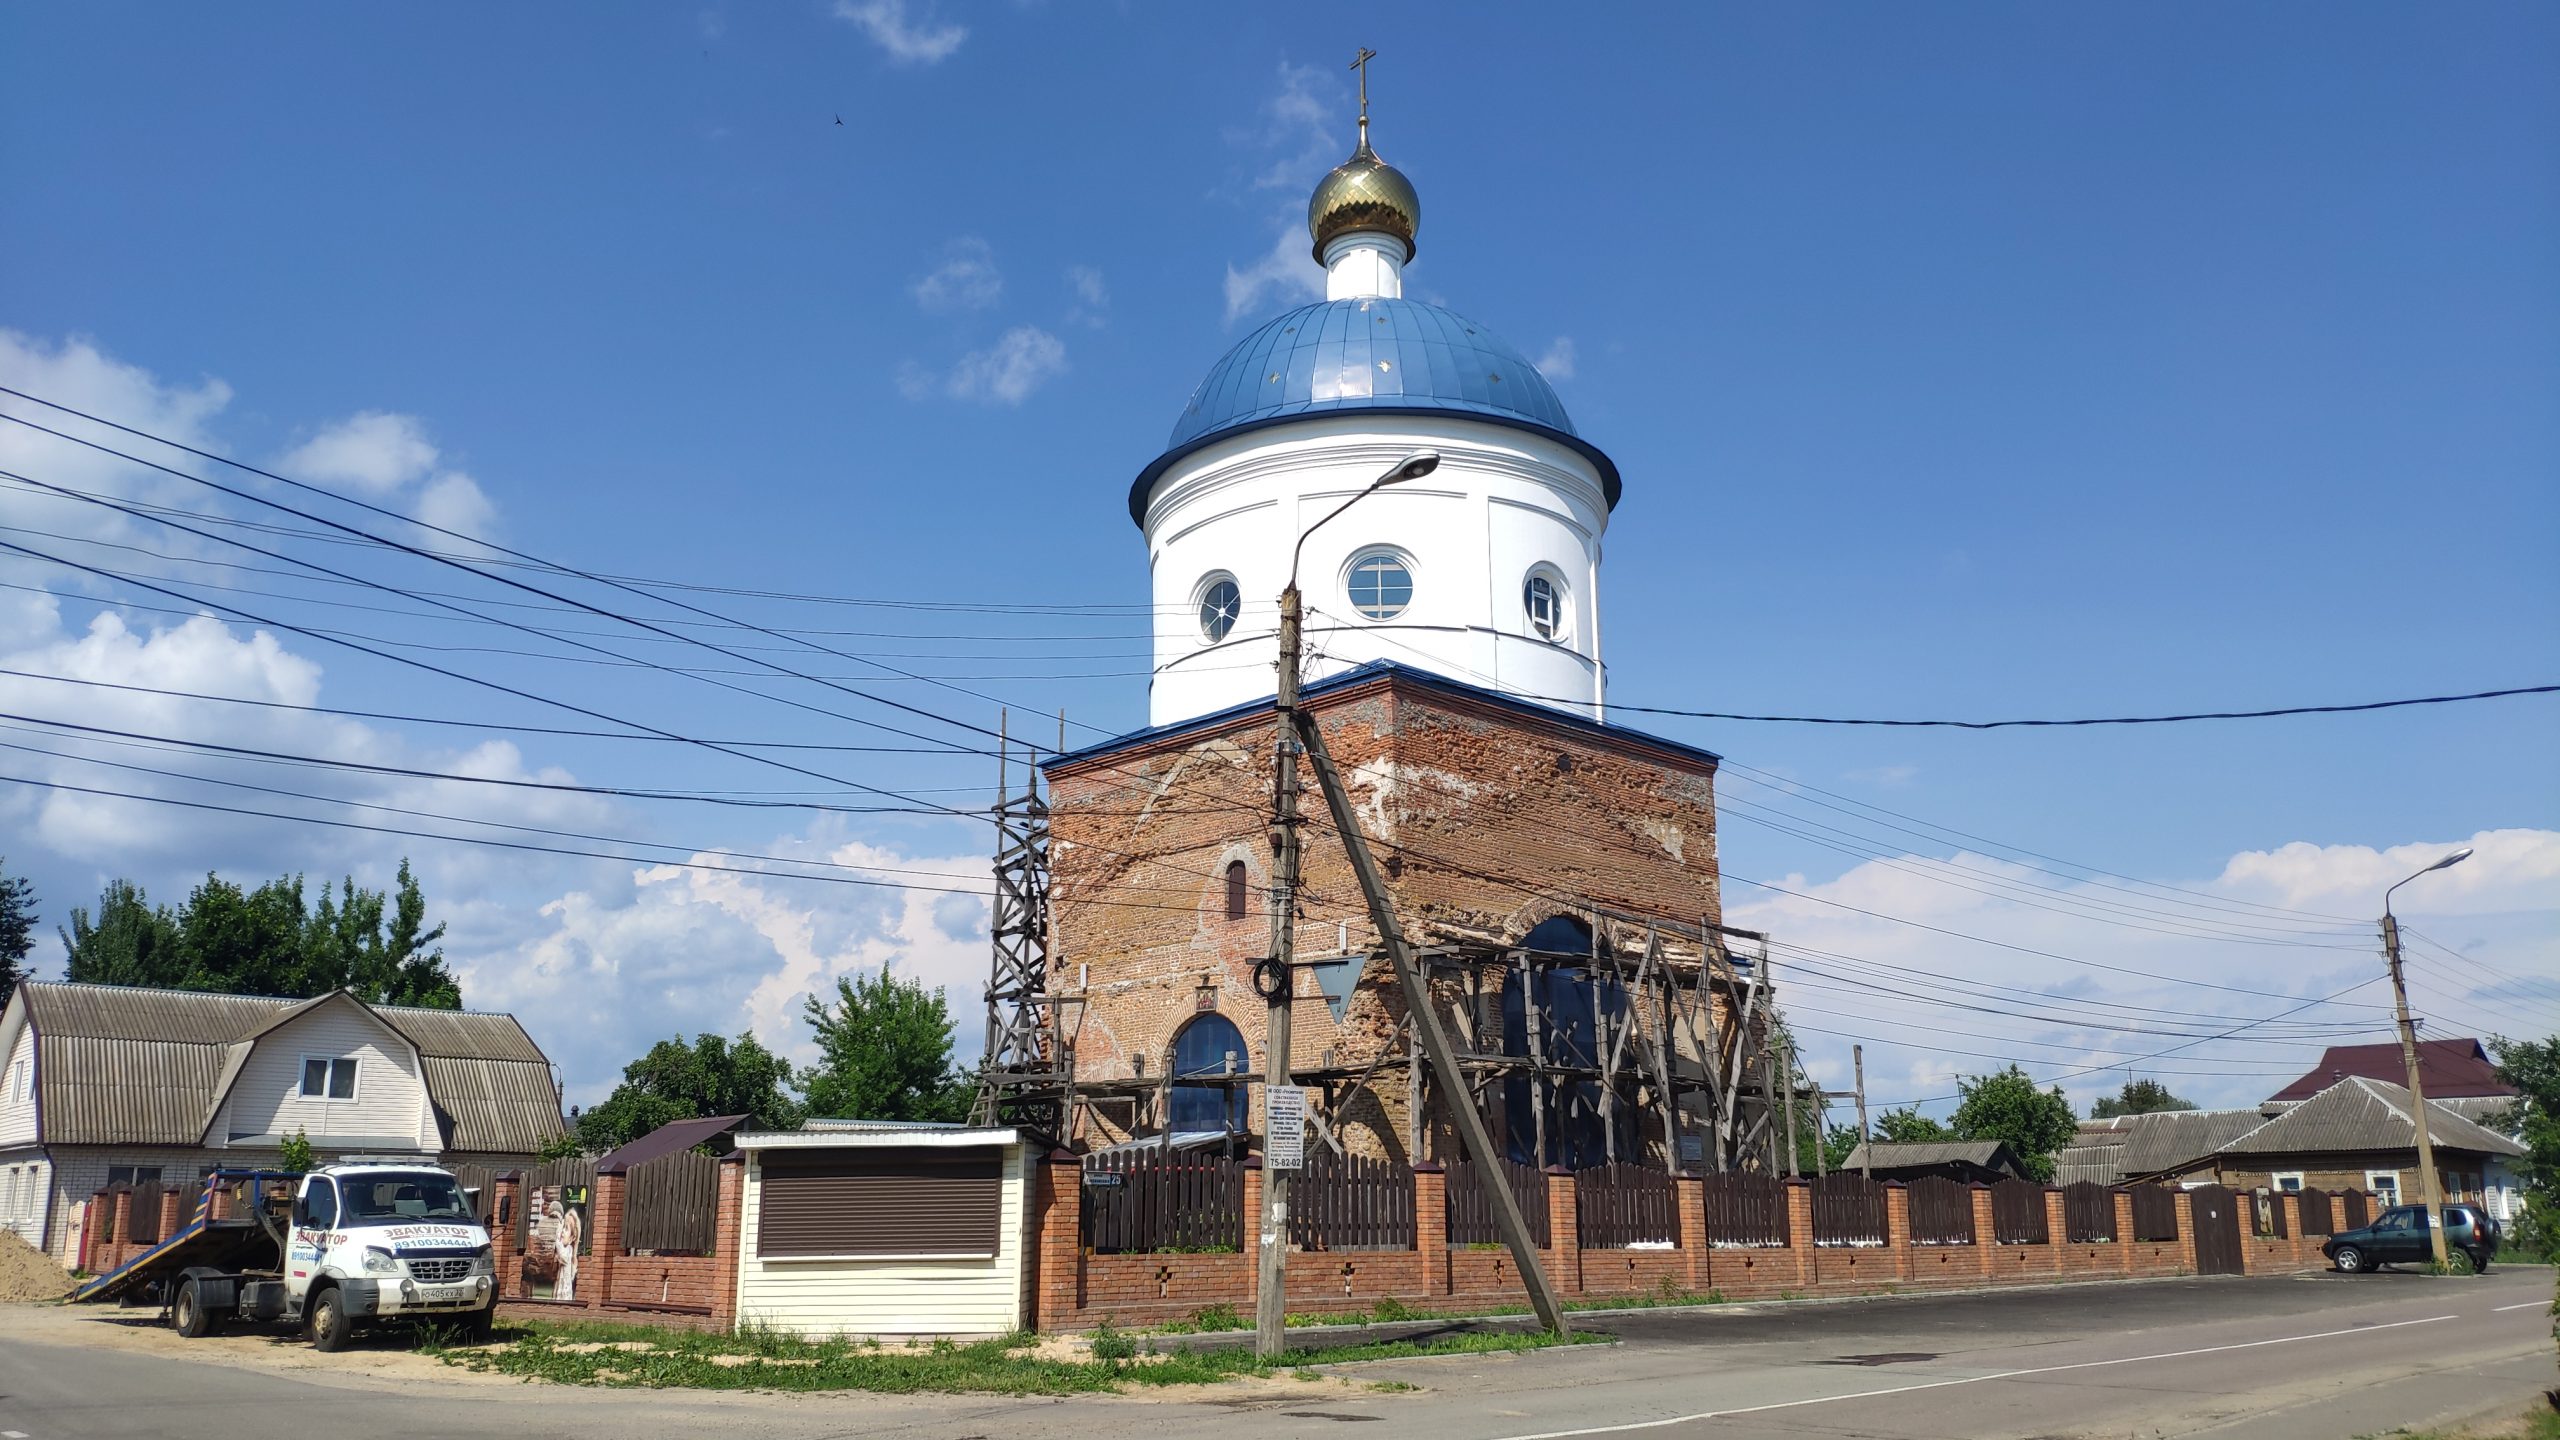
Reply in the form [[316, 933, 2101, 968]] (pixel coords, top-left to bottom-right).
[[1589, 686, 2560, 729]]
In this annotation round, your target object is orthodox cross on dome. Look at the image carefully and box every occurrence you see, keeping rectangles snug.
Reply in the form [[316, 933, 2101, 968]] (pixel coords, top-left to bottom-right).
[[1351, 46, 1377, 150]]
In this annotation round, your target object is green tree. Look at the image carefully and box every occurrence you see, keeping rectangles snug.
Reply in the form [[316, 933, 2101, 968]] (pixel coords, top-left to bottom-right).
[[57, 862, 460, 1008], [1950, 1065, 2078, 1182], [574, 1032, 802, 1153], [2490, 1034, 2560, 1258], [2089, 1078, 2197, 1119], [61, 879, 186, 987], [1873, 1106, 1956, 1144], [0, 858, 34, 1007], [800, 969, 972, 1124], [278, 1127, 315, 1174]]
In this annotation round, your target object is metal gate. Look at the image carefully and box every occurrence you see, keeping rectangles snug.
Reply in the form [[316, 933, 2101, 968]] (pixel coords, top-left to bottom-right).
[[2188, 1184, 2244, 1275]]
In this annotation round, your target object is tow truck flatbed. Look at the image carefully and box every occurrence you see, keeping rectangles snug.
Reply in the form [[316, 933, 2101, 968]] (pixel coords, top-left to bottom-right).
[[72, 1170, 295, 1305]]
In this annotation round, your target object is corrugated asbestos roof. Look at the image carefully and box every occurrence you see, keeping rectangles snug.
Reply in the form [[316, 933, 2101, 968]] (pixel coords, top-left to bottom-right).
[[2216, 1076, 2526, 1159], [1839, 1140, 2014, 1171], [2065, 1108, 2270, 1182], [16, 982, 563, 1154]]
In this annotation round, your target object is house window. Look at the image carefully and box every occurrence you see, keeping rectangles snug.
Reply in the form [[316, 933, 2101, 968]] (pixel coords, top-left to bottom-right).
[[2366, 1170, 2401, 1204], [2273, 1172, 2305, 1193], [301, 1056, 358, 1101], [1346, 550, 1413, 620], [106, 1166, 162, 1187], [1224, 861, 1250, 921]]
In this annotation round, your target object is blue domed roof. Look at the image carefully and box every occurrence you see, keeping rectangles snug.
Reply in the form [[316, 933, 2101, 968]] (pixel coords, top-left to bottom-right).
[[1129, 297, 1619, 524]]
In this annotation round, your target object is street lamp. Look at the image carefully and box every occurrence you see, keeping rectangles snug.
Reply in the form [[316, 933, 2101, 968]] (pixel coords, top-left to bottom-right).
[[2380, 845, 2472, 1268], [1257, 448, 1438, 1359]]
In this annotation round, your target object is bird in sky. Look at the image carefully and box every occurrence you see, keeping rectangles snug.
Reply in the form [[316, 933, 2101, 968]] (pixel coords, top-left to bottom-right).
[[833, 114, 844, 126]]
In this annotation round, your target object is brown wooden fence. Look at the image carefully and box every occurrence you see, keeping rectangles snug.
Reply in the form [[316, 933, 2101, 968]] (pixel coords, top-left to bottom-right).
[[126, 1179, 166, 1245], [2063, 1181, 2116, 1242], [1809, 1173, 1886, 1247], [2296, 1188, 2336, 1237], [2127, 1184, 2179, 1242], [624, 1149, 721, 1254], [1989, 1178, 2048, 1244], [445, 1163, 497, 1223], [1081, 1151, 1245, 1254], [1446, 1157, 1552, 1249], [1288, 1151, 1415, 1252], [1701, 1172, 1790, 1248], [2342, 1190, 2371, 1230], [1907, 1177, 1975, 1245], [1576, 1164, 1677, 1248]]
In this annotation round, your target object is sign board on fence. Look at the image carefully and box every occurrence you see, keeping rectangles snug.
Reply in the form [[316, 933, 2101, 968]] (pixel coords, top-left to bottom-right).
[[1265, 1085, 1311, 1170], [1677, 1132, 1705, 1165], [1081, 1170, 1123, 1188]]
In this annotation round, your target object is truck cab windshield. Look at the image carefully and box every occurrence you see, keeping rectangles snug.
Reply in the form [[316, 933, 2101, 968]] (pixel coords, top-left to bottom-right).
[[334, 1172, 476, 1225]]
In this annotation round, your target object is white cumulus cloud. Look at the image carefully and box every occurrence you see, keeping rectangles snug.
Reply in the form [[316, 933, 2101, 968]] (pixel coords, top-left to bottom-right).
[[910, 236, 1003, 313], [834, 0, 965, 65], [280, 411, 438, 496], [1536, 338, 1578, 382], [1223, 224, 1325, 323], [944, 326, 1066, 406]]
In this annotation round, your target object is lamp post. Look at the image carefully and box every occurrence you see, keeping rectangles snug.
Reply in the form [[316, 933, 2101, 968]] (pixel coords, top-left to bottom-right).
[[1256, 449, 1438, 1359], [2381, 845, 2472, 1268]]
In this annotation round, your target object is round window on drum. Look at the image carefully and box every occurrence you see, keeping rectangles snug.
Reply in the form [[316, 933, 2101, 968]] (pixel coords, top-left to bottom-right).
[[1523, 569, 1568, 641], [1347, 550, 1414, 621], [1197, 574, 1241, 644]]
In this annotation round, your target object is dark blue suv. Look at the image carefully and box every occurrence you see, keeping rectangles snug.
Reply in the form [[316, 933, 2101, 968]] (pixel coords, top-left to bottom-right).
[[2323, 1204, 2500, 1274]]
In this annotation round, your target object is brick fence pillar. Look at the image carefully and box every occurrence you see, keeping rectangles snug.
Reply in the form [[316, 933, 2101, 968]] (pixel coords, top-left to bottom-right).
[[2113, 1191, 2137, 1274], [2172, 1190, 2199, 1273], [490, 1173, 524, 1300], [1413, 1164, 1449, 1296], [1026, 1150, 1083, 1330], [1674, 1174, 1706, 1293], [2043, 1187, 2068, 1275], [586, 1171, 624, 1310], [1783, 1179, 1814, 1289], [157, 1186, 183, 1243], [708, 1158, 744, 1332], [1242, 1158, 1266, 1305], [1546, 1166, 1580, 1295], [1885, 1182, 1912, 1282], [2330, 1192, 2348, 1235], [1970, 1185, 1997, 1280], [109, 1190, 131, 1253], [2280, 1195, 2306, 1268]]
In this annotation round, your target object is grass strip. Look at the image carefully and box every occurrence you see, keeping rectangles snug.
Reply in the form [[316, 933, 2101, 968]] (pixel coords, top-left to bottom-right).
[[426, 1318, 1598, 1395]]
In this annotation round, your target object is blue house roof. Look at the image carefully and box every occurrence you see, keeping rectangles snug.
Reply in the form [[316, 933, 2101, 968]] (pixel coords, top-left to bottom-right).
[[1127, 297, 1621, 524]]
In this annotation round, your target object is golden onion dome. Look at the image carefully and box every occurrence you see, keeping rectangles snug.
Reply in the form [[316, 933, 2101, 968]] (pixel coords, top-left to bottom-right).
[[1308, 133, 1420, 263]]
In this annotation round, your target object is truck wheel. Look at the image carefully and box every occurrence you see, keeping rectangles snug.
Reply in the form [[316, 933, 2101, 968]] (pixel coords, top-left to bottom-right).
[[2331, 1245, 2366, 1274], [307, 1286, 353, 1353], [171, 1280, 217, 1338]]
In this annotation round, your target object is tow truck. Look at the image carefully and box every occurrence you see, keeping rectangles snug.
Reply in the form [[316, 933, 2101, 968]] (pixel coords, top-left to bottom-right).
[[73, 1160, 498, 1350]]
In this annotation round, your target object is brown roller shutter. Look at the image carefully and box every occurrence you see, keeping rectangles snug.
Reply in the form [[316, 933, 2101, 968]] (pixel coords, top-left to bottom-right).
[[755, 1146, 1004, 1258]]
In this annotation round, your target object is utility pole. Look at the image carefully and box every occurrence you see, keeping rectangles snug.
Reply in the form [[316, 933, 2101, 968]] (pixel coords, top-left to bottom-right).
[[1255, 585, 1306, 1358], [1811, 1081, 1828, 1179], [1780, 1035, 1801, 1178], [1853, 1045, 1871, 1179], [2381, 847, 2472, 1271], [1251, 448, 1445, 1356]]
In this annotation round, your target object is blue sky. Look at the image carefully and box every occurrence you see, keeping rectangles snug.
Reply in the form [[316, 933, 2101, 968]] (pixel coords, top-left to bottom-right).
[[2, 2, 2553, 1115]]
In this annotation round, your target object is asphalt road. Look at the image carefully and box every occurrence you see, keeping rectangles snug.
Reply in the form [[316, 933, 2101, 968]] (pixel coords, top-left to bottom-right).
[[0, 1268, 2550, 1440]]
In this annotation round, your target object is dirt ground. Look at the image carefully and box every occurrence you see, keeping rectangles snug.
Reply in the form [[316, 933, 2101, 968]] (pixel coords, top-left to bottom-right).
[[0, 1233, 75, 1303], [0, 1300, 1407, 1405]]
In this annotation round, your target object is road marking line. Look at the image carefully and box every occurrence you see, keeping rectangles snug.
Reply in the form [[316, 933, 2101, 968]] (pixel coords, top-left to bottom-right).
[[2493, 1301, 2547, 1312], [1480, 1314, 2458, 1440]]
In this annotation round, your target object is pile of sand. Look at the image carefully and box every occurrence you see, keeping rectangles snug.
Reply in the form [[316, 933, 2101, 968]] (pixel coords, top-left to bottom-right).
[[0, 1230, 73, 1303]]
